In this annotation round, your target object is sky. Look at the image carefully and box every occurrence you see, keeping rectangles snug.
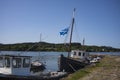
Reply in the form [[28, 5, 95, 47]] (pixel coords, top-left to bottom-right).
[[0, 0, 120, 48]]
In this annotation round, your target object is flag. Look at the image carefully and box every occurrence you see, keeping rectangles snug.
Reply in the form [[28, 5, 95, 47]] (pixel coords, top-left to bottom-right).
[[60, 27, 69, 36]]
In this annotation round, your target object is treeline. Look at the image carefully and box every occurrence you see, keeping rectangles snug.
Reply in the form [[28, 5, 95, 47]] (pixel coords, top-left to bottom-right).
[[0, 42, 120, 52]]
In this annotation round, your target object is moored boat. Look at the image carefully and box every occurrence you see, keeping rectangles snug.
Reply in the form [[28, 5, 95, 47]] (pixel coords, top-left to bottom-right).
[[0, 54, 67, 80], [58, 50, 90, 73], [58, 9, 90, 73]]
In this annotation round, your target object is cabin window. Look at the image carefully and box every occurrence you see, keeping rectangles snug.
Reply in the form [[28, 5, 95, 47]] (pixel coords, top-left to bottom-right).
[[23, 58, 30, 68], [12, 58, 21, 68], [74, 52, 76, 55], [0, 57, 4, 67], [83, 53, 85, 56], [5, 57, 10, 67], [78, 52, 81, 56], [86, 53, 89, 56]]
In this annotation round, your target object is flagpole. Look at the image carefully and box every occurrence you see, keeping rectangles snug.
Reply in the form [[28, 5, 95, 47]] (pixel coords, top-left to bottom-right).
[[68, 8, 75, 58]]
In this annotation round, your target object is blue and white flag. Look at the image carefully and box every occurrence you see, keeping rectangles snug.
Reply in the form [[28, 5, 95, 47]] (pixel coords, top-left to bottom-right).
[[60, 27, 69, 36]]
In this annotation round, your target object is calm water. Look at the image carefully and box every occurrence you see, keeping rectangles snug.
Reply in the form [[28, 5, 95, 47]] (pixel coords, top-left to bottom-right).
[[0, 51, 120, 72]]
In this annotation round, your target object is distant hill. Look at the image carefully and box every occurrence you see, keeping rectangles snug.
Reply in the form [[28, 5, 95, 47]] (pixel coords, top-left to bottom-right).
[[0, 42, 120, 52]]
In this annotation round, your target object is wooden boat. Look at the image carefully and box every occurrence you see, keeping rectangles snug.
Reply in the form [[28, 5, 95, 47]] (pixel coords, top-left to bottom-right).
[[0, 54, 67, 80], [58, 50, 89, 73], [58, 9, 90, 73]]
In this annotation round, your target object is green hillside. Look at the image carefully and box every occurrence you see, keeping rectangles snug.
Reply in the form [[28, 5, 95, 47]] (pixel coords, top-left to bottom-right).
[[0, 42, 120, 52]]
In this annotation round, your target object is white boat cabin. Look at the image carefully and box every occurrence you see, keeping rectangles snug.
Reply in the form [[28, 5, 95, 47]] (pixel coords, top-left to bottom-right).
[[70, 50, 89, 61], [0, 55, 31, 76]]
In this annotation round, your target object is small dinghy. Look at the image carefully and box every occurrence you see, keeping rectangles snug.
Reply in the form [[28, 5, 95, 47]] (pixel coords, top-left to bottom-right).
[[31, 60, 46, 72]]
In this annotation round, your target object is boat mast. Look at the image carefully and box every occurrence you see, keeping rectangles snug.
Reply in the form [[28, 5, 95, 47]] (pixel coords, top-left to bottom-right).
[[68, 8, 75, 58], [38, 33, 42, 60]]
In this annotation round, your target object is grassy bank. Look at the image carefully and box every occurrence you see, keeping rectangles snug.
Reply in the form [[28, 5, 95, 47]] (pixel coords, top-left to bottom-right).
[[61, 55, 120, 80]]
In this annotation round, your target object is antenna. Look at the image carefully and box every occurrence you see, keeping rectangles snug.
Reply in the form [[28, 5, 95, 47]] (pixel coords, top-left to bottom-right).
[[83, 37, 85, 46], [82, 37, 85, 51], [40, 33, 42, 42]]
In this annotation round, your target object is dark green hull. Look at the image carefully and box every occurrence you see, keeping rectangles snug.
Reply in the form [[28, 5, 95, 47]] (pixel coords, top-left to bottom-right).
[[58, 54, 87, 73]]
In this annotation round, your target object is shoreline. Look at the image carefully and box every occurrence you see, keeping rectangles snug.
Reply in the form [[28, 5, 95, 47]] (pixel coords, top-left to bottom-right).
[[61, 55, 120, 80]]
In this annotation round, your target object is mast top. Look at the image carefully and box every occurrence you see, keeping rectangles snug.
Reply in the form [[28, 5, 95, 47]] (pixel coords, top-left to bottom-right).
[[72, 8, 76, 18]]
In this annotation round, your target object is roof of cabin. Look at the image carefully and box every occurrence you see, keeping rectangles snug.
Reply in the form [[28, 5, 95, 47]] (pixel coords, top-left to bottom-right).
[[0, 54, 31, 58], [71, 50, 86, 52]]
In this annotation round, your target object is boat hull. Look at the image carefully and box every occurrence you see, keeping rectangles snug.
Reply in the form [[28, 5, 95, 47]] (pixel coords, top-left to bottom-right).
[[0, 72, 67, 80], [0, 76, 60, 80], [58, 54, 87, 73]]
